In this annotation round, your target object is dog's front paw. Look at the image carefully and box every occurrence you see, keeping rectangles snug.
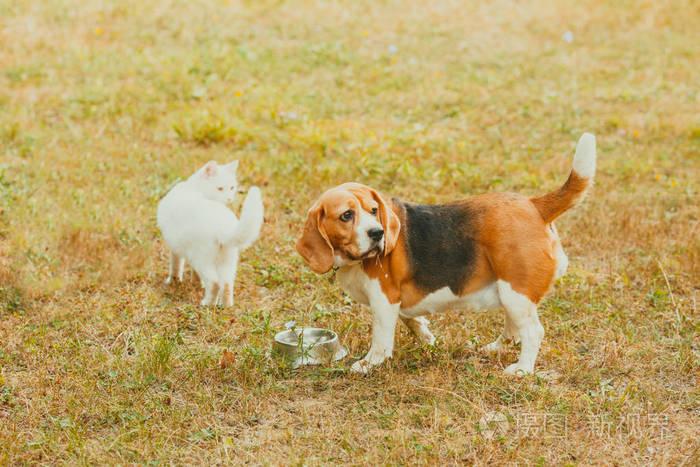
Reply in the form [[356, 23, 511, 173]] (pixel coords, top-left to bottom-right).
[[404, 317, 436, 346], [350, 350, 388, 374], [503, 362, 534, 376], [413, 322, 436, 346], [420, 331, 437, 347], [350, 359, 374, 374], [481, 336, 505, 353]]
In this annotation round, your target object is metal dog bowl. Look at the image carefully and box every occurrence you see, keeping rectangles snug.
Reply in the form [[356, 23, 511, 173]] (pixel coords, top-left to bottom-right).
[[272, 327, 347, 368]]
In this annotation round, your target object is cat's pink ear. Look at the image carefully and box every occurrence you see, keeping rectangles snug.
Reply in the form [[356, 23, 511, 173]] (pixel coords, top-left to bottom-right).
[[203, 161, 218, 178], [225, 160, 239, 173]]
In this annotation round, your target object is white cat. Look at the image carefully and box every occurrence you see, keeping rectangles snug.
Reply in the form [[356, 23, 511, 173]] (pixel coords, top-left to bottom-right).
[[157, 160, 264, 306]]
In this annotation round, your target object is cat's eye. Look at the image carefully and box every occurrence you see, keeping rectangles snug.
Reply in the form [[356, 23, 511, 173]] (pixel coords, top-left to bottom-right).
[[340, 210, 354, 222], [371, 207, 378, 216], [217, 187, 223, 191]]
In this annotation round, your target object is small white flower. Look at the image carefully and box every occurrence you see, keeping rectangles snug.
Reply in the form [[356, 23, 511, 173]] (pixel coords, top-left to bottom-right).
[[280, 111, 298, 121], [284, 320, 296, 329], [388, 44, 398, 54], [562, 31, 574, 43]]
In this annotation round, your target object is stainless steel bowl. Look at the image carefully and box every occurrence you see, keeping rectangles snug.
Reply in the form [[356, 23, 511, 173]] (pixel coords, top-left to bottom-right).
[[272, 327, 347, 368]]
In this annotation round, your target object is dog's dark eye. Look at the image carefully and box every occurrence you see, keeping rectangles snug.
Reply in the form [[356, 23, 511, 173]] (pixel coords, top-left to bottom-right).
[[340, 210, 354, 222], [371, 207, 378, 216]]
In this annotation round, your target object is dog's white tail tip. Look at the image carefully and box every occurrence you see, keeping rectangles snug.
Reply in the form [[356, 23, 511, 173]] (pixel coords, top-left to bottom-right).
[[573, 132, 596, 179]]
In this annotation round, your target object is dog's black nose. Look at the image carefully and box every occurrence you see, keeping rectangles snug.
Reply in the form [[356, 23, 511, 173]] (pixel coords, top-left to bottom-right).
[[367, 228, 384, 242]]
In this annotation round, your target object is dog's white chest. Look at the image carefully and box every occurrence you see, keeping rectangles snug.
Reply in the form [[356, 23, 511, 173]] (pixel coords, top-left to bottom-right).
[[399, 283, 501, 318], [336, 264, 371, 306]]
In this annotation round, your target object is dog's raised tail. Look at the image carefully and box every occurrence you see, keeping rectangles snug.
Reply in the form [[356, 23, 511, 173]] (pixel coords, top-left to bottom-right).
[[229, 186, 264, 250], [531, 133, 596, 224]]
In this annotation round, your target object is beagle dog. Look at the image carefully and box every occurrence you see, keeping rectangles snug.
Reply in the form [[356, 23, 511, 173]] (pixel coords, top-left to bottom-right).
[[297, 133, 596, 375]]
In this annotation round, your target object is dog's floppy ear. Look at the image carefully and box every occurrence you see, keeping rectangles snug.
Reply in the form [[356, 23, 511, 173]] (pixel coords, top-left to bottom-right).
[[296, 203, 334, 274], [368, 188, 401, 255]]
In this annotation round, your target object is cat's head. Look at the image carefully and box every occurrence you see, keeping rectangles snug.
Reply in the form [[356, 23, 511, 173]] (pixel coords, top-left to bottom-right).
[[191, 160, 239, 204]]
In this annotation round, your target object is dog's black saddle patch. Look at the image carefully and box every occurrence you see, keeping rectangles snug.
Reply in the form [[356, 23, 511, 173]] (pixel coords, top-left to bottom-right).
[[395, 199, 480, 295]]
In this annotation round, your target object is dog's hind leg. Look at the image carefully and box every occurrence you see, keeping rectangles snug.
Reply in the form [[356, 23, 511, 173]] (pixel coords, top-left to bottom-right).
[[549, 223, 569, 280], [496, 280, 544, 375]]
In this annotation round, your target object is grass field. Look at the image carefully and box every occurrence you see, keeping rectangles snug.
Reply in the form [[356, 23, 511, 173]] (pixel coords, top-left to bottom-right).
[[1, 0, 698, 464]]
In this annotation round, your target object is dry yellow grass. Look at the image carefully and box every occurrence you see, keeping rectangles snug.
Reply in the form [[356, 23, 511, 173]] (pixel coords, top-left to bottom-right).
[[1, 0, 698, 464]]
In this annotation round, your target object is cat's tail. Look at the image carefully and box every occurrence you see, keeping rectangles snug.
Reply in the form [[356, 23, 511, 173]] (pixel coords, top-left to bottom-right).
[[228, 186, 264, 250]]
